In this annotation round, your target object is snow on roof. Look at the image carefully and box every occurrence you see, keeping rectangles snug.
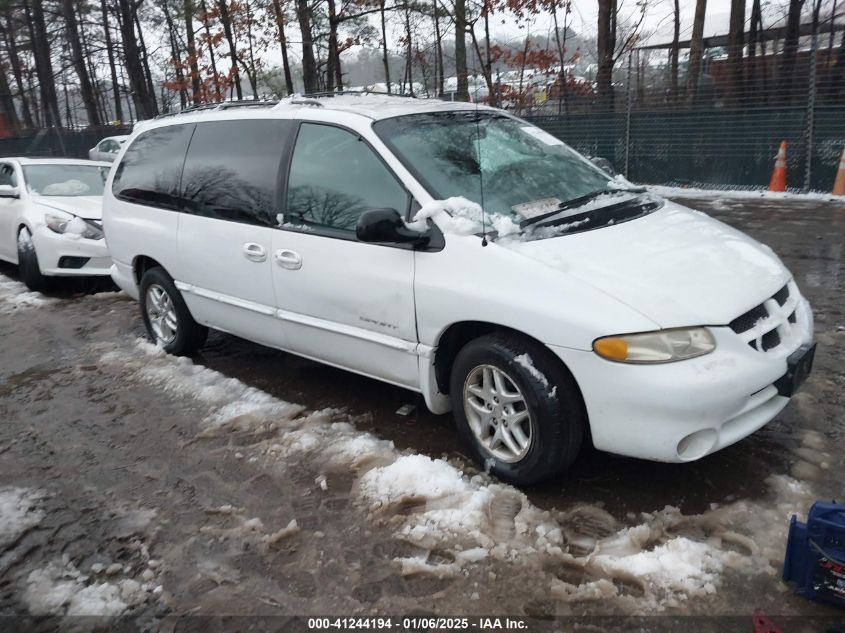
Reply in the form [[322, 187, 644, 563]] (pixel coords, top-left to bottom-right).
[[3, 157, 112, 167], [275, 93, 481, 120]]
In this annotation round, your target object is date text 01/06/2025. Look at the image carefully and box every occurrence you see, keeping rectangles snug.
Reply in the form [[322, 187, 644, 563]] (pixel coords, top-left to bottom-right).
[[307, 617, 529, 630]]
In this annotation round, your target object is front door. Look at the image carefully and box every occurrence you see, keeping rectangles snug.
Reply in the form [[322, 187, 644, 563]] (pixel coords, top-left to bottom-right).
[[271, 122, 420, 389]]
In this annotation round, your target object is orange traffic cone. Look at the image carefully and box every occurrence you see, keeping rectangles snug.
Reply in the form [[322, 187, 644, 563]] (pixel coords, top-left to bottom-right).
[[833, 147, 845, 196], [768, 140, 787, 192]]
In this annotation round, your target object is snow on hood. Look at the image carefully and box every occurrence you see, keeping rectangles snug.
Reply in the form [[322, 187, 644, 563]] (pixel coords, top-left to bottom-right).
[[33, 196, 103, 220], [500, 201, 789, 329]]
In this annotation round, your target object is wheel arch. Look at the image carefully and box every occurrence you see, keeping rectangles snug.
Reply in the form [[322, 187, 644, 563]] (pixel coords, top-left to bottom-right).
[[132, 255, 166, 285], [432, 320, 583, 399]]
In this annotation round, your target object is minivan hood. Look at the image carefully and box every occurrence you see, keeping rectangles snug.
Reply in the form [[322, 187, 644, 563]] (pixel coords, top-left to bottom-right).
[[33, 196, 103, 220], [504, 201, 789, 329]]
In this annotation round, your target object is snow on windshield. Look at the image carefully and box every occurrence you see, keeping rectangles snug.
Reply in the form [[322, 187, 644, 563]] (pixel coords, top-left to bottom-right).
[[23, 165, 106, 197]]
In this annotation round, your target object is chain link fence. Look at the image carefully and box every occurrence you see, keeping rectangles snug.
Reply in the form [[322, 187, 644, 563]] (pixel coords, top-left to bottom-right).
[[522, 31, 845, 192], [0, 125, 132, 159]]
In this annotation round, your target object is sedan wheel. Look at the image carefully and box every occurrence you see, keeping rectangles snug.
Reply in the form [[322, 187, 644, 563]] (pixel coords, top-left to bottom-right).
[[463, 364, 533, 463]]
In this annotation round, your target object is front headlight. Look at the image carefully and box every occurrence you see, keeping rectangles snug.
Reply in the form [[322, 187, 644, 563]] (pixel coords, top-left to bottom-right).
[[593, 327, 716, 363], [44, 211, 104, 240]]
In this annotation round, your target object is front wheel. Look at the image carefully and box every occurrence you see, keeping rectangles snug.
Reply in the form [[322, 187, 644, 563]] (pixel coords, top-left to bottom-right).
[[17, 227, 47, 292], [139, 267, 208, 356], [450, 333, 585, 485]]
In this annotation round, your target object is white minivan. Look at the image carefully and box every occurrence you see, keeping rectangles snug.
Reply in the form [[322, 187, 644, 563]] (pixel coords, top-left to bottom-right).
[[103, 95, 815, 484]]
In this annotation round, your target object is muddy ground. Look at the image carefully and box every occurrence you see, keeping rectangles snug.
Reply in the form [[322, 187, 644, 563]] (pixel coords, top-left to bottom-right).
[[0, 194, 843, 632]]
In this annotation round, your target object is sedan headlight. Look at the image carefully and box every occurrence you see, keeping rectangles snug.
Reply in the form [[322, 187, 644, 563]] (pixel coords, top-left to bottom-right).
[[593, 327, 716, 363], [44, 211, 104, 240]]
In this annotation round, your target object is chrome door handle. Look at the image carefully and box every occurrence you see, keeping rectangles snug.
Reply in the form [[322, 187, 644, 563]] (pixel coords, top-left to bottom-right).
[[243, 242, 267, 262], [274, 249, 302, 270]]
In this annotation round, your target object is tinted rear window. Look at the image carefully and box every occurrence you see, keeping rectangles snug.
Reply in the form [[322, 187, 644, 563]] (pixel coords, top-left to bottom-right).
[[180, 119, 291, 227], [112, 124, 195, 210]]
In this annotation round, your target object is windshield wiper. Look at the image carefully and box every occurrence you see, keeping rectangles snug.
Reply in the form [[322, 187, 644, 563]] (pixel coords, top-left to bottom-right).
[[520, 186, 646, 228]]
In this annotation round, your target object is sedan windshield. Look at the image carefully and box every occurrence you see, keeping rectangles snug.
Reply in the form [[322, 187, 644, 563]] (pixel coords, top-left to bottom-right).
[[23, 164, 108, 197], [374, 111, 656, 233]]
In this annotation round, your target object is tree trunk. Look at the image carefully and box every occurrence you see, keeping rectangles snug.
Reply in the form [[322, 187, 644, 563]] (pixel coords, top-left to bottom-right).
[[670, 0, 680, 100], [469, 25, 494, 102], [433, 0, 443, 96], [183, 0, 201, 104], [271, 0, 295, 94], [243, 0, 259, 98], [552, 3, 568, 115], [162, 0, 188, 108], [780, 0, 806, 102], [25, 0, 61, 127], [0, 60, 20, 133], [199, 0, 222, 99], [403, 0, 413, 95], [454, 0, 468, 100], [596, 0, 616, 110], [381, 0, 391, 92], [1, 13, 34, 128], [63, 0, 101, 125], [134, 10, 157, 111], [727, 0, 745, 102], [217, 0, 243, 99], [686, 0, 707, 105], [326, 0, 339, 91], [747, 0, 762, 97], [101, 0, 123, 122], [77, 3, 108, 124], [296, 0, 318, 93], [116, 0, 156, 118]]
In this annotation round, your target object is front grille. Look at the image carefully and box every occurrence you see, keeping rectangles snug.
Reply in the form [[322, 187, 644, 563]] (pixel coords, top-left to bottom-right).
[[730, 303, 768, 334], [729, 282, 801, 353]]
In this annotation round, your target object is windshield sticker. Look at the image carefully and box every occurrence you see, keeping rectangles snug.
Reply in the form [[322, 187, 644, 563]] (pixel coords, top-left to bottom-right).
[[511, 197, 562, 219], [520, 126, 565, 146]]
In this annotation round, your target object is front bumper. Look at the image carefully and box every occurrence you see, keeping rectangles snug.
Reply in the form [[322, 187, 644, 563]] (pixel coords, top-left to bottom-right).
[[553, 298, 814, 463], [31, 226, 112, 277]]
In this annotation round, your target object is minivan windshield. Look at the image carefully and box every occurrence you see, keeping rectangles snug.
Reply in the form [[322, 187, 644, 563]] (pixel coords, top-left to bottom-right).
[[374, 111, 658, 235], [23, 164, 108, 197]]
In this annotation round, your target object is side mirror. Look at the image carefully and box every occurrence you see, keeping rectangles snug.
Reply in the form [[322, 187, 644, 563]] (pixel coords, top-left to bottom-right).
[[0, 184, 20, 199], [589, 156, 617, 176], [356, 208, 429, 247]]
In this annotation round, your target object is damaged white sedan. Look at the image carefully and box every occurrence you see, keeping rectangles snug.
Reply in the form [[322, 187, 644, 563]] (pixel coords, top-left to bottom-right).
[[103, 95, 815, 485], [0, 158, 112, 290]]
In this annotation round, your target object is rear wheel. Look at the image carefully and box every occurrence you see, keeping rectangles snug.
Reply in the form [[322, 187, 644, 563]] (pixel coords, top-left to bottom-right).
[[17, 227, 47, 292], [450, 333, 585, 485], [139, 267, 207, 356]]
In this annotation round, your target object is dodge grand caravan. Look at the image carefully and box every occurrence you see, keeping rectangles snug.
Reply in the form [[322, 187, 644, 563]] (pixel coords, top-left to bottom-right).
[[103, 94, 815, 485]]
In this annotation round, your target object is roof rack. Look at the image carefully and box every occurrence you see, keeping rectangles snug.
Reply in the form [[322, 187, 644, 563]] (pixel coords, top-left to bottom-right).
[[155, 100, 277, 119], [299, 89, 419, 99]]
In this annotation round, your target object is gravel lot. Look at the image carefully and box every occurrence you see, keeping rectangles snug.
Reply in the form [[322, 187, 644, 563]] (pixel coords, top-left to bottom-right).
[[0, 194, 843, 631]]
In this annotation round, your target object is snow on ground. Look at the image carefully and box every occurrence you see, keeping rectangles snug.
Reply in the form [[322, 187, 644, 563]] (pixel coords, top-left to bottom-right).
[[0, 276, 55, 314], [93, 337, 818, 612], [0, 486, 45, 548], [647, 184, 845, 202], [22, 557, 158, 617]]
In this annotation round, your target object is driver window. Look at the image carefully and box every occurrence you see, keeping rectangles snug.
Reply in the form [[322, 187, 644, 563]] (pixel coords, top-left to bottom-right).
[[0, 164, 16, 187], [285, 123, 407, 233]]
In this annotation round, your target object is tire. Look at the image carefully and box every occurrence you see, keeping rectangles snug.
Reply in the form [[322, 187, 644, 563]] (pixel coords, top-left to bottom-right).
[[449, 333, 585, 485], [139, 267, 208, 356], [17, 227, 47, 292]]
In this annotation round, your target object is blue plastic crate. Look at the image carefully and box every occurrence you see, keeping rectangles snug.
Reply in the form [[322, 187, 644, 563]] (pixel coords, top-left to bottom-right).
[[783, 501, 845, 609]]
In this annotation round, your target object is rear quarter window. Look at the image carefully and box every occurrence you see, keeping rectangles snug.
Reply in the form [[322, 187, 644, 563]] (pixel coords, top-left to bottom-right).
[[112, 124, 195, 210]]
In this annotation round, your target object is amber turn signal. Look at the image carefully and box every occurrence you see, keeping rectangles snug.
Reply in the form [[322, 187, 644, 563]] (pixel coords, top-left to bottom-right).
[[593, 337, 628, 361]]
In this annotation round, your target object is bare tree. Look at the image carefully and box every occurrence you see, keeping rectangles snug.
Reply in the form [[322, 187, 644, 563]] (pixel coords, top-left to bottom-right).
[[686, 0, 706, 104]]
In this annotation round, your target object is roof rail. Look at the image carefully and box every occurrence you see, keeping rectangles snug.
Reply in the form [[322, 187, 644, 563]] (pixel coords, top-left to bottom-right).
[[155, 99, 277, 119], [299, 89, 419, 99]]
